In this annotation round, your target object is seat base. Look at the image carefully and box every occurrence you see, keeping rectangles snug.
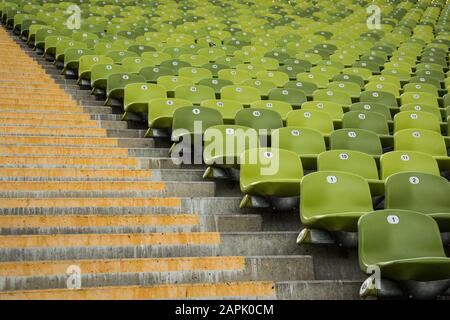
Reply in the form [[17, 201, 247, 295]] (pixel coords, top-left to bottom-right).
[[297, 228, 358, 247], [239, 194, 299, 211], [360, 274, 450, 299]]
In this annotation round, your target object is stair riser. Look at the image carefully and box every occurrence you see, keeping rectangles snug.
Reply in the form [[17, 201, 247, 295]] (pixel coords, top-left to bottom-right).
[[0, 256, 314, 291]]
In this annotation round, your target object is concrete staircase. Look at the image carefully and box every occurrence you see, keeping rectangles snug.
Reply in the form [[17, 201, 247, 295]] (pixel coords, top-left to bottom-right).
[[0, 26, 363, 300]]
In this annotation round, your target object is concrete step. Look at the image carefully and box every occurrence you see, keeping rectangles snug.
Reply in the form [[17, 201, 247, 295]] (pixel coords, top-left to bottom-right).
[[0, 125, 107, 137], [275, 280, 361, 300], [0, 155, 139, 168], [0, 135, 119, 147], [0, 231, 362, 282], [0, 168, 204, 182], [0, 256, 313, 291], [0, 118, 99, 128], [0, 281, 276, 300], [0, 196, 253, 215], [0, 214, 262, 235], [0, 181, 216, 198], [138, 157, 207, 170]]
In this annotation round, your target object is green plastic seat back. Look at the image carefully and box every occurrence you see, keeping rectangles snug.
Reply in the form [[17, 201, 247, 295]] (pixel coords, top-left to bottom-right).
[[342, 110, 389, 135], [241, 79, 277, 96], [255, 70, 289, 87], [127, 44, 155, 55], [274, 127, 326, 157], [286, 109, 334, 135], [400, 103, 442, 122], [174, 84, 216, 105], [106, 50, 139, 63], [330, 128, 383, 155], [360, 90, 398, 107], [367, 75, 401, 88], [284, 80, 318, 96], [365, 82, 399, 97], [317, 150, 379, 180], [141, 51, 172, 65], [124, 83, 166, 113], [90, 63, 127, 87], [200, 99, 243, 123], [358, 210, 446, 278], [380, 151, 440, 180], [301, 101, 344, 120], [268, 88, 307, 107], [250, 100, 292, 120], [220, 85, 261, 105], [203, 125, 258, 167], [332, 74, 365, 88], [394, 129, 447, 157], [139, 66, 174, 82], [312, 89, 352, 106], [416, 69, 445, 81], [240, 148, 303, 197], [172, 106, 223, 140], [157, 75, 196, 92], [107, 73, 145, 98], [198, 78, 234, 95], [78, 55, 114, 79], [400, 92, 438, 108], [403, 83, 438, 97], [296, 72, 329, 88], [409, 76, 441, 89], [159, 59, 192, 73], [122, 57, 155, 73], [385, 172, 450, 214], [300, 171, 373, 226], [394, 111, 441, 133], [234, 108, 283, 132], [63, 48, 94, 69], [327, 81, 361, 98], [201, 63, 229, 77], [218, 68, 252, 84], [278, 64, 307, 79], [350, 102, 392, 120], [148, 98, 193, 129], [178, 67, 213, 83], [55, 40, 86, 60]]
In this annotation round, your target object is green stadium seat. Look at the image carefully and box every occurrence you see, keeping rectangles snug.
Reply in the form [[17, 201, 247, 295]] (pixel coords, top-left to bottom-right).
[[332, 74, 365, 88], [220, 85, 261, 105], [350, 102, 392, 120], [146, 98, 193, 136], [360, 91, 398, 108], [394, 129, 448, 158], [358, 209, 450, 299], [286, 109, 334, 136], [301, 101, 344, 121], [122, 57, 155, 74], [385, 172, 450, 231], [365, 82, 400, 97], [198, 78, 234, 96], [380, 151, 440, 180], [203, 125, 258, 179], [296, 72, 329, 89], [329, 129, 383, 156], [200, 99, 243, 124], [157, 75, 196, 92], [403, 83, 439, 97], [139, 66, 174, 83], [327, 81, 361, 99], [268, 88, 307, 109], [273, 127, 326, 165], [218, 68, 252, 84], [400, 103, 443, 122], [78, 55, 114, 85], [317, 150, 379, 181], [250, 100, 292, 121], [105, 73, 145, 106], [234, 108, 283, 134], [284, 80, 318, 96], [240, 148, 303, 208], [173, 84, 216, 105], [90, 63, 127, 94], [241, 79, 277, 96], [256, 70, 289, 87], [177, 67, 213, 83], [342, 111, 390, 135], [400, 92, 439, 108], [312, 89, 352, 106], [299, 171, 373, 234], [171, 106, 223, 142], [123, 83, 166, 118], [62, 48, 94, 77], [393, 111, 441, 133]]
